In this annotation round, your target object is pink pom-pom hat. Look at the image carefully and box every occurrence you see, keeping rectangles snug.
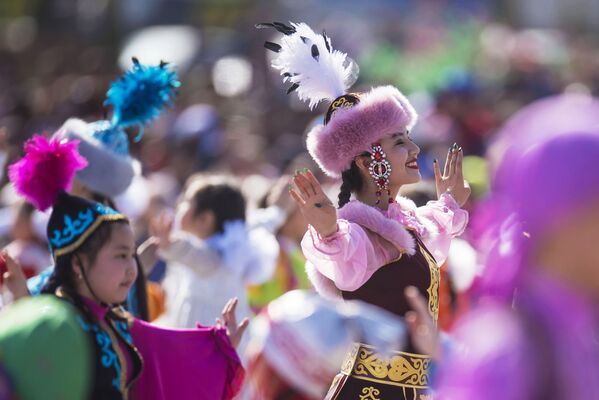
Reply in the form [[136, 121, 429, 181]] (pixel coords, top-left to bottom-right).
[[8, 135, 88, 211], [8, 135, 128, 258], [307, 85, 418, 178]]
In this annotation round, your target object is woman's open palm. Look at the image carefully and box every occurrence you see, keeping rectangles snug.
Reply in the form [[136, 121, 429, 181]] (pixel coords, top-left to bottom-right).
[[434, 144, 471, 207], [289, 170, 338, 238]]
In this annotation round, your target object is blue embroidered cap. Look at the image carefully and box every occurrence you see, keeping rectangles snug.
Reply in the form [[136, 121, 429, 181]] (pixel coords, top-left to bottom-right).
[[48, 192, 128, 258]]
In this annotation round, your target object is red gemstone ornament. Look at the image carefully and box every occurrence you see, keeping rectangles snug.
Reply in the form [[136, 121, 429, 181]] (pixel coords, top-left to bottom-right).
[[368, 142, 395, 205]]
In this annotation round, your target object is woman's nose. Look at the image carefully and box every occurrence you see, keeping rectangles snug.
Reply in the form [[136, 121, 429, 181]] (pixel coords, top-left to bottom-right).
[[410, 140, 420, 156]]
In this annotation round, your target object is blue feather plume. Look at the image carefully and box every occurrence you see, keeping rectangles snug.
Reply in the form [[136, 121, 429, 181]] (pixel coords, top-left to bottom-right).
[[105, 58, 180, 142]]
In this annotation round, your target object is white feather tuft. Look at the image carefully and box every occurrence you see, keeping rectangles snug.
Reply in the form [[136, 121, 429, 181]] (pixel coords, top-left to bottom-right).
[[271, 22, 357, 110]]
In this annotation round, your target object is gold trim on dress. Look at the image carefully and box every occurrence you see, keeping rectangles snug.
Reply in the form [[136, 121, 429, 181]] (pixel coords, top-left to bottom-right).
[[341, 343, 360, 375], [108, 315, 144, 391], [98, 318, 129, 399], [417, 242, 440, 325], [359, 386, 381, 400], [55, 287, 144, 393], [341, 343, 432, 390]]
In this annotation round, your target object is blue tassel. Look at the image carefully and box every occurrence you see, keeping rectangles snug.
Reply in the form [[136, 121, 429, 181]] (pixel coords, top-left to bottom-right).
[[104, 58, 180, 141]]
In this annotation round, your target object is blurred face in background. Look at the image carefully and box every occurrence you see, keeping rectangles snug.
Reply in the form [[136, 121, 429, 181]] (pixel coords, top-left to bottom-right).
[[532, 197, 599, 299], [176, 196, 215, 239]]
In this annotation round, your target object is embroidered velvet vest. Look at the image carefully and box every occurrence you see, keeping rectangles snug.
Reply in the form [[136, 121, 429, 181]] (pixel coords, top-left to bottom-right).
[[57, 290, 143, 400], [326, 232, 439, 400], [342, 231, 439, 331]]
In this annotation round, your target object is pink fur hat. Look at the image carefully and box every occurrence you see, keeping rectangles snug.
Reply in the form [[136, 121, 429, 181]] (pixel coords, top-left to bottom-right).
[[259, 22, 417, 177], [307, 85, 418, 177]]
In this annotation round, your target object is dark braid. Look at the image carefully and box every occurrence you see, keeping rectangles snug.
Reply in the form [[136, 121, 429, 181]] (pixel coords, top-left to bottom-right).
[[338, 156, 367, 208]]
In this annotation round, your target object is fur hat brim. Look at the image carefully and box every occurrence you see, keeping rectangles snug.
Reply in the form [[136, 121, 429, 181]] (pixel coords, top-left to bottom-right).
[[53, 119, 135, 198], [306, 85, 418, 177]]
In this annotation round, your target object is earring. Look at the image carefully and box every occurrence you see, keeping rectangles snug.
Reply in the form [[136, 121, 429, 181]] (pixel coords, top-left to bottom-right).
[[368, 143, 394, 205]]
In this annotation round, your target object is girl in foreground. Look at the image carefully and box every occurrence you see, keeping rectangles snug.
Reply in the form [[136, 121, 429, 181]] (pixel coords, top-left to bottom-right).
[[7, 135, 245, 400]]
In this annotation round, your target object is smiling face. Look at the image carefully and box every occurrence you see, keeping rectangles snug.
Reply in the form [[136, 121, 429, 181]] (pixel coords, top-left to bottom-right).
[[75, 223, 138, 304], [376, 131, 421, 189]]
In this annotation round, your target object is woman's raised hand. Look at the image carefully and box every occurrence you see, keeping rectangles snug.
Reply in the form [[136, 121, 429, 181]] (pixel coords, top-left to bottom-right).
[[289, 170, 338, 238], [433, 143, 471, 207]]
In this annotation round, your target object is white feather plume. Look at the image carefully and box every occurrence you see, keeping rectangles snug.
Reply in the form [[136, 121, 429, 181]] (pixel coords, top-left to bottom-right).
[[270, 22, 358, 110]]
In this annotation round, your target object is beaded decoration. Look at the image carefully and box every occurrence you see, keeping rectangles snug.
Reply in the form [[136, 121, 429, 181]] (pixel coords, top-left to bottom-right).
[[368, 143, 395, 205]]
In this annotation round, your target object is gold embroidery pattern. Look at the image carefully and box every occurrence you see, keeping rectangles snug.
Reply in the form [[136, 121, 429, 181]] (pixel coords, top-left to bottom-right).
[[341, 343, 360, 374], [328, 95, 357, 120], [359, 386, 381, 400], [351, 344, 431, 389], [419, 243, 440, 325]]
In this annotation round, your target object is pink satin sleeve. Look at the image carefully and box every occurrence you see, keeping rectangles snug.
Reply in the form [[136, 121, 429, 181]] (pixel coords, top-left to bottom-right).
[[416, 193, 469, 265], [300, 219, 400, 291]]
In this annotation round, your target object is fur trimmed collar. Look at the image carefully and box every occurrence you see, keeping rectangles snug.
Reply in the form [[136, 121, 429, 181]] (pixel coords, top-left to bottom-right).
[[337, 195, 439, 255], [307, 197, 440, 300]]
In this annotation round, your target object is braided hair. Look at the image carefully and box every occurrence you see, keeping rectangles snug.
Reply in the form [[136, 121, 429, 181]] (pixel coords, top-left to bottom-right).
[[338, 152, 369, 208]]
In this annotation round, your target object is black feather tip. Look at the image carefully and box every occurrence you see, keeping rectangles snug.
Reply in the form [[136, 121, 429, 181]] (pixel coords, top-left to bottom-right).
[[287, 83, 300, 94], [264, 41, 282, 53], [322, 31, 332, 53], [255, 22, 296, 36], [311, 44, 320, 61]]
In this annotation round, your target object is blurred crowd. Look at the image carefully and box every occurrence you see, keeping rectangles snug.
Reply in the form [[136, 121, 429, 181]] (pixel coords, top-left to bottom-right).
[[1, 0, 599, 399]]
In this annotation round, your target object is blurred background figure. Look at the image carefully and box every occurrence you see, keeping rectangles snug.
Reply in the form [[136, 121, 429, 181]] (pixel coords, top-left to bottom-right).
[[247, 173, 311, 313], [0, 0, 598, 397], [436, 95, 599, 399], [148, 175, 278, 347], [2, 201, 51, 280], [242, 290, 406, 400]]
